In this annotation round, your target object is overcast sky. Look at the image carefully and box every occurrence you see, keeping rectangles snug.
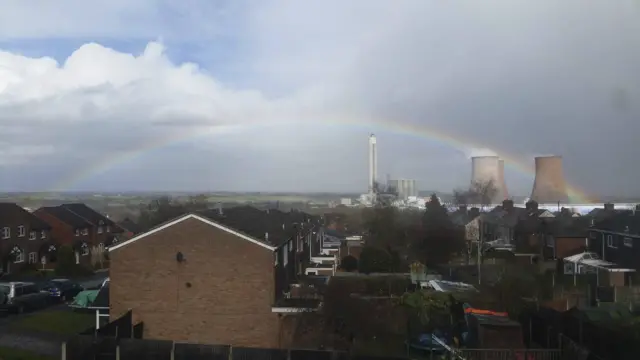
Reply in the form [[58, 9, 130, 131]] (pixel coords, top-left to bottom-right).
[[0, 0, 639, 197]]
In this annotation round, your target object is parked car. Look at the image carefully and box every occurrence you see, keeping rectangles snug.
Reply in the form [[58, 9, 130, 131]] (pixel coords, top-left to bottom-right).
[[0, 282, 51, 313], [40, 279, 84, 302]]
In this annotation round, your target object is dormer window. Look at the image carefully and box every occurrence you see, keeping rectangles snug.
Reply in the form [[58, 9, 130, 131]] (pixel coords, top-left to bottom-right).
[[17, 225, 25, 237], [97, 226, 103, 234], [81, 228, 88, 236], [29, 231, 36, 240]]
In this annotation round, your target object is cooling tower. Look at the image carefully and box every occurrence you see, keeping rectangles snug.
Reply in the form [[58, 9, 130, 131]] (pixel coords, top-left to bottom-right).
[[471, 156, 506, 203], [498, 159, 509, 200], [530, 156, 569, 204]]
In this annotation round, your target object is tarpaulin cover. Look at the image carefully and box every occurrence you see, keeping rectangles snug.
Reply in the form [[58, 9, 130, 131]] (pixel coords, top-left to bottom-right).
[[71, 290, 99, 307]]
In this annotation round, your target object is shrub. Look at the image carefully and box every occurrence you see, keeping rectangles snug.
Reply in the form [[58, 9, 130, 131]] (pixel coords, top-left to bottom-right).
[[340, 255, 358, 272], [358, 246, 393, 274], [55, 246, 94, 278]]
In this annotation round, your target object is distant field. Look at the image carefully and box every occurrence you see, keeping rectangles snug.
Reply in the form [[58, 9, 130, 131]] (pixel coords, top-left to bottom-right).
[[204, 195, 319, 203]]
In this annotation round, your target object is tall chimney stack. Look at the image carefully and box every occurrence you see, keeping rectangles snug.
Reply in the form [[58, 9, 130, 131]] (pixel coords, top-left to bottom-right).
[[530, 156, 569, 204], [369, 134, 377, 194]]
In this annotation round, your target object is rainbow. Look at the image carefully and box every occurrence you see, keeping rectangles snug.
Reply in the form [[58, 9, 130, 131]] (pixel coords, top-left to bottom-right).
[[49, 117, 593, 202]]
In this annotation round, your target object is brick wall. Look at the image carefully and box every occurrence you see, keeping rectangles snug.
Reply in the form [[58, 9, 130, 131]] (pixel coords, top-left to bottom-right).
[[110, 218, 283, 348]]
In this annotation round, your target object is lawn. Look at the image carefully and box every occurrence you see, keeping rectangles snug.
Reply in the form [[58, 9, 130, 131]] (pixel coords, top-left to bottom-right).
[[0, 346, 56, 360], [10, 309, 95, 336]]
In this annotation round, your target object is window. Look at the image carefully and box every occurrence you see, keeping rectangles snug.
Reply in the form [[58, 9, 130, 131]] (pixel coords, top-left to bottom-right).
[[607, 235, 617, 248], [28, 252, 37, 264], [41, 230, 46, 239], [14, 249, 24, 263], [106, 226, 111, 233], [1, 227, 10, 239], [282, 246, 288, 266], [75, 229, 80, 237], [29, 231, 36, 240], [81, 228, 88, 236], [546, 235, 555, 248], [624, 237, 633, 248], [97, 226, 103, 234], [17, 225, 25, 237], [81, 243, 89, 256]]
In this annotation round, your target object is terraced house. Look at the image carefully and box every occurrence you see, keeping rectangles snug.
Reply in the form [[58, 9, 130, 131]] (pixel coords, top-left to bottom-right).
[[0, 203, 52, 273], [108, 206, 321, 348], [34, 203, 122, 266]]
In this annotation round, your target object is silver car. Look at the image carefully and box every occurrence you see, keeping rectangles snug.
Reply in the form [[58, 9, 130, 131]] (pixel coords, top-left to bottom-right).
[[0, 281, 50, 313]]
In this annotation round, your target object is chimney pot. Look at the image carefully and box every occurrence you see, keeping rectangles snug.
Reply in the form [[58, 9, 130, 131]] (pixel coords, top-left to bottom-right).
[[459, 205, 468, 212], [604, 203, 615, 211], [502, 199, 514, 211]]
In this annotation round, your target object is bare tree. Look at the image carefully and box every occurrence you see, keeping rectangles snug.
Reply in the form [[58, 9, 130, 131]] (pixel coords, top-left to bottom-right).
[[452, 188, 472, 207], [469, 180, 498, 209]]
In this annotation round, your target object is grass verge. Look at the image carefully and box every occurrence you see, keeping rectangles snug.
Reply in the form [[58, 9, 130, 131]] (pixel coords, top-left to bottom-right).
[[0, 346, 56, 360], [10, 309, 94, 336]]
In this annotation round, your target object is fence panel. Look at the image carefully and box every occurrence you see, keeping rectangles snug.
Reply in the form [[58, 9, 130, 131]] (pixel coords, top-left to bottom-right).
[[65, 335, 96, 360], [133, 322, 144, 339], [119, 338, 173, 360], [290, 349, 332, 360], [458, 349, 561, 360], [173, 343, 230, 360], [351, 356, 406, 360], [66, 335, 118, 360], [232, 346, 289, 360]]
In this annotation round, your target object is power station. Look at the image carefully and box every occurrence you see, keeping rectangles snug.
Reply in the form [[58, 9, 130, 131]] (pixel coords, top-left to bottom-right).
[[358, 134, 626, 212]]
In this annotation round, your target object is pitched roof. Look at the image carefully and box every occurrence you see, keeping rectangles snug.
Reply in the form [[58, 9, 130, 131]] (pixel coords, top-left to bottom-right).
[[37, 206, 93, 228], [60, 203, 116, 227], [592, 209, 640, 235], [109, 213, 277, 252], [118, 218, 142, 234], [110, 206, 318, 253], [0, 203, 51, 230]]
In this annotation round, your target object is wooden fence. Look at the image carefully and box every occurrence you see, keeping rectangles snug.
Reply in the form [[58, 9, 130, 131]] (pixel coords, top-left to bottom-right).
[[62, 339, 564, 360]]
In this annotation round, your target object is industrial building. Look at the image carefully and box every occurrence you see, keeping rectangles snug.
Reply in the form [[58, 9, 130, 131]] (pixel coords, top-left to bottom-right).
[[388, 178, 418, 200]]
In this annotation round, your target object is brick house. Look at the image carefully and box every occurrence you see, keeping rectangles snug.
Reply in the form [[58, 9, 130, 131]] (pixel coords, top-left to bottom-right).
[[586, 204, 640, 285], [0, 203, 52, 273], [108, 206, 320, 348], [34, 203, 122, 266], [542, 217, 590, 260]]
